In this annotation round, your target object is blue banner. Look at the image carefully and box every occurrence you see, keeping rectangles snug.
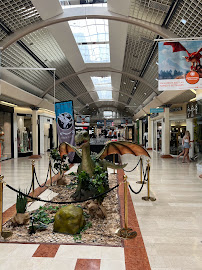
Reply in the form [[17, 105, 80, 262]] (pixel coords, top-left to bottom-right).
[[55, 101, 75, 161], [150, 108, 164, 113]]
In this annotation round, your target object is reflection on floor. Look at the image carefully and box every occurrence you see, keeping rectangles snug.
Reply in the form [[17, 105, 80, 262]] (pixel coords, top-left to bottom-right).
[[0, 151, 202, 269]]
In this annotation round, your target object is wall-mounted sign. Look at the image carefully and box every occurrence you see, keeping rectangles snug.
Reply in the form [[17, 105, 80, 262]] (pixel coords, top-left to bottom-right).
[[150, 108, 164, 113], [170, 107, 182, 112], [187, 101, 198, 118]]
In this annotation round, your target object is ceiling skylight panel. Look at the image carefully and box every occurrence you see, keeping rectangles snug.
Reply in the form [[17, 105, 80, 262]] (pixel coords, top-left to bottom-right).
[[69, 19, 110, 63], [91, 76, 113, 100], [97, 91, 112, 100]]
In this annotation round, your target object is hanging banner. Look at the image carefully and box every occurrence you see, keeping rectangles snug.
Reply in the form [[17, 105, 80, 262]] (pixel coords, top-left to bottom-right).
[[76, 115, 90, 126], [158, 40, 202, 90], [55, 101, 75, 161]]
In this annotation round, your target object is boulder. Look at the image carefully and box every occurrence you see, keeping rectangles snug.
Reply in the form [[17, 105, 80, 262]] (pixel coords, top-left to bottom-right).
[[11, 213, 30, 225], [53, 205, 85, 235]]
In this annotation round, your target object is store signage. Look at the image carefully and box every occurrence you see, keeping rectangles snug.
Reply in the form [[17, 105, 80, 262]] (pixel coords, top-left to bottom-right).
[[158, 40, 202, 90], [187, 101, 198, 118], [170, 107, 182, 112], [150, 108, 164, 113]]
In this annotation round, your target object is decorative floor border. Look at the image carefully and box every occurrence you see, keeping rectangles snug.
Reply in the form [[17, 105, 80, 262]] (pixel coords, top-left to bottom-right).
[[2, 167, 151, 270]]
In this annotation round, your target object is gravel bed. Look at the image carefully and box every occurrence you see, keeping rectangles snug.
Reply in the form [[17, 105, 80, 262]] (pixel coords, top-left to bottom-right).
[[2, 174, 123, 246]]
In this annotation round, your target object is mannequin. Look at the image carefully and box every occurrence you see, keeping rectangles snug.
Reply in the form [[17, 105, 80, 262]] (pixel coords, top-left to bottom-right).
[[23, 127, 28, 152]]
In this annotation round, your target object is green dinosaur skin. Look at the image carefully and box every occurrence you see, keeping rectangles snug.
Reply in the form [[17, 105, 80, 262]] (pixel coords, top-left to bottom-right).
[[75, 130, 125, 177]]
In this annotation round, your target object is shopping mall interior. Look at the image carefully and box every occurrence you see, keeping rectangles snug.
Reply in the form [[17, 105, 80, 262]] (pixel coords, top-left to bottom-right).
[[0, 0, 202, 269]]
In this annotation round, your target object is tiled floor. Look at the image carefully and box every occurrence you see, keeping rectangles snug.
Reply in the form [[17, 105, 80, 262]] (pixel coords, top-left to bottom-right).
[[0, 151, 202, 269]]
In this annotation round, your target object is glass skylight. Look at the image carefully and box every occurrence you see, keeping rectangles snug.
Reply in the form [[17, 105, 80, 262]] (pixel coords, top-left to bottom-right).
[[104, 111, 112, 118], [91, 76, 112, 100], [69, 19, 110, 63]]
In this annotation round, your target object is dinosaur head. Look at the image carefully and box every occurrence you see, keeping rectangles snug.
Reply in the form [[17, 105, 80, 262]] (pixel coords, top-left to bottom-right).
[[75, 130, 90, 149]]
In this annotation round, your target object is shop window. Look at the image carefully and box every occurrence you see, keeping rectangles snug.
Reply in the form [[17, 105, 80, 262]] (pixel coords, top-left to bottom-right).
[[0, 111, 12, 161], [17, 115, 32, 155]]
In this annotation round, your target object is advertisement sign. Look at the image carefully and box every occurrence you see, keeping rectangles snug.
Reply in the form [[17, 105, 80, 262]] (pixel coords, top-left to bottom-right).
[[121, 118, 133, 126], [150, 108, 164, 113], [158, 41, 202, 90], [55, 101, 75, 161], [76, 115, 90, 126]]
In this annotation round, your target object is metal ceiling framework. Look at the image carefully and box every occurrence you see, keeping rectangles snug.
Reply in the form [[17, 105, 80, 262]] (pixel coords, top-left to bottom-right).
[[0, 0, 201, 116]]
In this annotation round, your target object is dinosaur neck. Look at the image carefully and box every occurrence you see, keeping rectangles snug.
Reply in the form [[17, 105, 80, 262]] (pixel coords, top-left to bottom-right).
[[81, 143, 94, 176]]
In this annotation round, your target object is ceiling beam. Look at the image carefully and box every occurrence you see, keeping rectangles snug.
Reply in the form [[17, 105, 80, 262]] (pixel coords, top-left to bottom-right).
[[41, 67, 157, 98], [0, 7, 178, 50]]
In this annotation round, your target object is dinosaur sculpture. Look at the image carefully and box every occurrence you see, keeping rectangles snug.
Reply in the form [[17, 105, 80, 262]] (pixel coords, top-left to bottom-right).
[[59, 130, 150, 177], [59, 130, 150, 199]]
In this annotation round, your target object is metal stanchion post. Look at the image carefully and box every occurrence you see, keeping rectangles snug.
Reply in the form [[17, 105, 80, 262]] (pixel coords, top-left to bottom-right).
[[116, 175, 137, 239], [142, 159, 156, 201], [32, 160, 35, 197], [124, 175, 128, 229], [0, 175, 12, 239], [136, 157, 143, 184], [49, 157, 52, 186]]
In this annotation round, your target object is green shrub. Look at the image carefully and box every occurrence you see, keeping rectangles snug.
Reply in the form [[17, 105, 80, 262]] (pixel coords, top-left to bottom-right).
[[16, 190, 27, 213]]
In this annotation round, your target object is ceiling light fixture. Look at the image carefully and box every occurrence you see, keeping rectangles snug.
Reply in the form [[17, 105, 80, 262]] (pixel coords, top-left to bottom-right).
[[181, 19, 187, 24]]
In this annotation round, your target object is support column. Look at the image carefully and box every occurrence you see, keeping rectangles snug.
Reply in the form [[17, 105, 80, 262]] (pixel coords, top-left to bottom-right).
[[161, 107, 171, 157], [139, 120, 143, 145], [13, 113, 18, 158], [186, 118, 194, 158], [147, 115, 152, 150], [31, 108, 38, 155]]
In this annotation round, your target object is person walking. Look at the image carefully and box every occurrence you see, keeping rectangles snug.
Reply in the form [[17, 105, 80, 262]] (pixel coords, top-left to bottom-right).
[[182, 131, 191, 163]]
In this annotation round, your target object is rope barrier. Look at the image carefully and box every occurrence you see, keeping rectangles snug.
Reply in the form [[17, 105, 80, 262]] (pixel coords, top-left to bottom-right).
[[123, 158, 141, 172], [34, 165, 50, 188], [0, 180, 120, 205], [128, 181, 145, 194]]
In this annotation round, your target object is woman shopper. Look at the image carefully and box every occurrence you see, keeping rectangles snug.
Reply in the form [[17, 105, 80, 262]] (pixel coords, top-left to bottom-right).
[[182, 131, 191, 163]]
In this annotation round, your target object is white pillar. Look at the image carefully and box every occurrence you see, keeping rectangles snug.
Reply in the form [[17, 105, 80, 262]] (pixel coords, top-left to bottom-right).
[[39, 116, 44, 155], [139, 120, 143, 145], [186, 118, 194, 158], [148, 115, 152, 149], [162, 107, 170, 155], [32, 110, 38, 155], [13, 113, 18, 158]]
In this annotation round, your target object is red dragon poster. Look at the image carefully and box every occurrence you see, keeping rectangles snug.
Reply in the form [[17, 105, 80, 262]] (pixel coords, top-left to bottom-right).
[[158, 40, 202, 90]]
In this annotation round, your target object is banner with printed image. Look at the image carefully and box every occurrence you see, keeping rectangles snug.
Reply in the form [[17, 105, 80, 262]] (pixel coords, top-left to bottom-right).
[[158, 40, 202, 90], [55, 101, 75, 161]]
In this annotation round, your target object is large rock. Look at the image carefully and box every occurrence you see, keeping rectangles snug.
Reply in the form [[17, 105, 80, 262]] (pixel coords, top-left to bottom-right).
[[53, 205, 85, 235]]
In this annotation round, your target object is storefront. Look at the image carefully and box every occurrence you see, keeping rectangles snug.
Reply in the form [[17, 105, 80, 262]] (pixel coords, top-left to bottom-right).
[[0, 104, 14, 161], [17, 113, 33, 157]]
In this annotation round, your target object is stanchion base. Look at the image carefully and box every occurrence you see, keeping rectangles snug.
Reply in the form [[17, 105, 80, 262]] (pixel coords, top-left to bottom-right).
[[142, 196, 156, 201], [1, 231, 13, 239], [116, 228, 137, 239], [136, 180, 146, 184]]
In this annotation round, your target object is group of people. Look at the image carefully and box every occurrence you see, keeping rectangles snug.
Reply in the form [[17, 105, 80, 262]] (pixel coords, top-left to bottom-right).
[[177, 130, 191, 163]]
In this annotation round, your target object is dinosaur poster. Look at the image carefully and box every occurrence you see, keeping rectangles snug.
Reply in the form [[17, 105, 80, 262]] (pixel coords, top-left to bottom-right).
[[55, 100, 75, 162], [158, 40, 202, 90]]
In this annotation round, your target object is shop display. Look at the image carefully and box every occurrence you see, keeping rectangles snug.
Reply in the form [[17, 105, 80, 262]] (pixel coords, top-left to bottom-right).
[[17, 115, 32, 154]]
